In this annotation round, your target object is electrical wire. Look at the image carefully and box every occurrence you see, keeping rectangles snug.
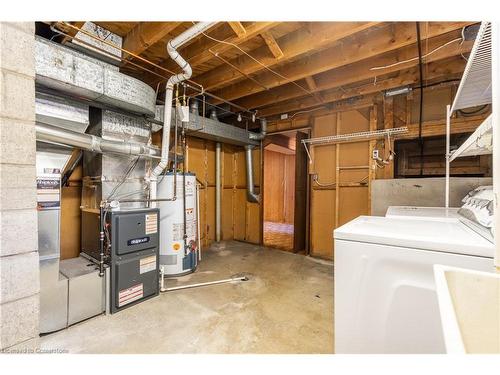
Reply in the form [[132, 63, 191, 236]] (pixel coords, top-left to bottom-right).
[[290, 106, 328, 119], [196, 23, 315, 99], [313, 174, 369, 187], [106, 156, 141, 200], [369, 37, 463, 71]]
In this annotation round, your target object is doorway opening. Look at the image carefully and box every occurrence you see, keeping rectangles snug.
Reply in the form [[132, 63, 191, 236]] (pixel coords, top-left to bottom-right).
[[263, 131, 309, 252]]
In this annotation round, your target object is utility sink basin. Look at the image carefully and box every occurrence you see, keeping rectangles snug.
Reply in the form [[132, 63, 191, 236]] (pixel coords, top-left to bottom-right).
[[434, 265, 500, 353]]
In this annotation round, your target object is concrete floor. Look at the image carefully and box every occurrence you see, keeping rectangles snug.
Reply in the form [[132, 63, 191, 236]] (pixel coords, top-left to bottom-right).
[[13, 241, 333, 354]]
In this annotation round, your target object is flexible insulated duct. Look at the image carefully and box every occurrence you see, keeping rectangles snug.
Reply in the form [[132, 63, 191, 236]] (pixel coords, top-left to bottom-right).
[[36, 123, 160, 158]]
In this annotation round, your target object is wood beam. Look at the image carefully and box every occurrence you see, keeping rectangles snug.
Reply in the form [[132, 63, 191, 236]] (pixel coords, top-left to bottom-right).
[[122, 22, 181, 61], [397, 114, 487, 140], [305, 76, 325, 104], [261, 31, 284, 59], [228, 22, 246, 38], [194, 22, 379, 91], [189, 21, 279, 68], [235, 29, 472, 110], [258, 56, 465, 118], [210, 22, 474, 104]]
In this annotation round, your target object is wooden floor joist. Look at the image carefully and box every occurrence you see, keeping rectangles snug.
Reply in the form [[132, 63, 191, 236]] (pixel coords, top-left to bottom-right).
[[210, 22, 473, 104]]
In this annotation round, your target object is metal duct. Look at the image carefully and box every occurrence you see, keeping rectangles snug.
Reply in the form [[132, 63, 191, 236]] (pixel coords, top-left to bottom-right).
[[155, 105, 259, 147], [35, 36, 156, 116], [151, 22, 217, 182], [249, 118, 267, 141], [245, 145, 260, 203], [36, 123, 160, 158], [246, 118, 266, 203]]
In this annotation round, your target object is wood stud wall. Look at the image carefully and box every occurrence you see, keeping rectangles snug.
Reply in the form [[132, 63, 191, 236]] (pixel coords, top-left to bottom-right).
[[53, 22, 492, 261]]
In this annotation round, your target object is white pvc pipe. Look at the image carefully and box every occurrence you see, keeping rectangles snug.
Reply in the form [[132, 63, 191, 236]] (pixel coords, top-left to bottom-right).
[[215, 142, 222, 242], [196, 183, 202, 261], [150, 22, 216, 199], [445, 104, 451, 208]]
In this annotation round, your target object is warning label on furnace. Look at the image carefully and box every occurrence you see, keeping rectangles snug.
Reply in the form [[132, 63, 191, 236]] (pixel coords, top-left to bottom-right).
[[118, 283, 143, 307], [139, 255, 157, 274], [145, 213, 158, 234]]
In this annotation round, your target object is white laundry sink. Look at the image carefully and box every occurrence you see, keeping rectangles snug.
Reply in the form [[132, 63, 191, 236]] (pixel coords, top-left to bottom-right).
[[434, 265, 500, 353]]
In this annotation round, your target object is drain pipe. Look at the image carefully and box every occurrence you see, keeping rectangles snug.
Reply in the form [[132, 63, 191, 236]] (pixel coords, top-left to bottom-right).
[[150, 22, 217, 199], [36, 123, 160, 157], [245, 118, 267, 203]]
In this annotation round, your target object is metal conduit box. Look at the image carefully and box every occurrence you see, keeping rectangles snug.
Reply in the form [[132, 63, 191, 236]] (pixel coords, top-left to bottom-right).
[[109, 209, 160, 313]]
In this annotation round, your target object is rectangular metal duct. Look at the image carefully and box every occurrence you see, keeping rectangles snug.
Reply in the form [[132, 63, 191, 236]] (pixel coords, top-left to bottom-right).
[[35, 92, 90, 133], [82, 108, 153, 210], [35, 36, 156, 116], [155, 106, 259, 147]]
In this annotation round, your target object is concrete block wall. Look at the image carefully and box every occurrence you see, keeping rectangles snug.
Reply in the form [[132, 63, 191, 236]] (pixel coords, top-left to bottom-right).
[[0, 22, 39, 349]]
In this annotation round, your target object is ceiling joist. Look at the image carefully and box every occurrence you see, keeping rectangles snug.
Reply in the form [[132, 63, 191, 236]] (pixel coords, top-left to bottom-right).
[[122, 22, 182, 61], [235, 29, 473, 110], [209, 22, 473, 104], [195, 22, 379, 91], [259, 56, 466, 118]]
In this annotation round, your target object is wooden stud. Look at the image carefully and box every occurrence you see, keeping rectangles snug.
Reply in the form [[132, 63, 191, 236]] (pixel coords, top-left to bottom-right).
[[335, 112, 341, 228], [368, 104, 377, 215], [383, 96, 395, 178], [228, 22, 246, 38]]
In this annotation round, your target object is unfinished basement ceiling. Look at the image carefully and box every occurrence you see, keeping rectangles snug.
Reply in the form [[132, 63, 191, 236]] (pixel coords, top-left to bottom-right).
[[51, 21, 477, 125]]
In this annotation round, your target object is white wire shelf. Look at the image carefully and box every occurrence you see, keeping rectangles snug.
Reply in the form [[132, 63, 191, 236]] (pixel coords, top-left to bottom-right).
[[449, 114, 493, 162], [301, 127, 408, 146], [451, 22, 492, 112]]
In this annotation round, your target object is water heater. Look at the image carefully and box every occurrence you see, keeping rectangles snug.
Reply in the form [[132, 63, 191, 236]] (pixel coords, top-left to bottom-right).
[[157, 172, 198, 276]]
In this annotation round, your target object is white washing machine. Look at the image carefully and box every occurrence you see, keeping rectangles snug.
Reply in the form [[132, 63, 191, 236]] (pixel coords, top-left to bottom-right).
[[334, 216, 494, 354], [385, 206, 461, 221]]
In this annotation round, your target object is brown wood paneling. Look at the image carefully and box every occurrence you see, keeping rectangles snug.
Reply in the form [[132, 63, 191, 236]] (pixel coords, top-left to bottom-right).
[[309, 110, 370, 260], [60, 164, 82, 260], [264, 150, 285, 223], [60, 187, 81, 260]]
